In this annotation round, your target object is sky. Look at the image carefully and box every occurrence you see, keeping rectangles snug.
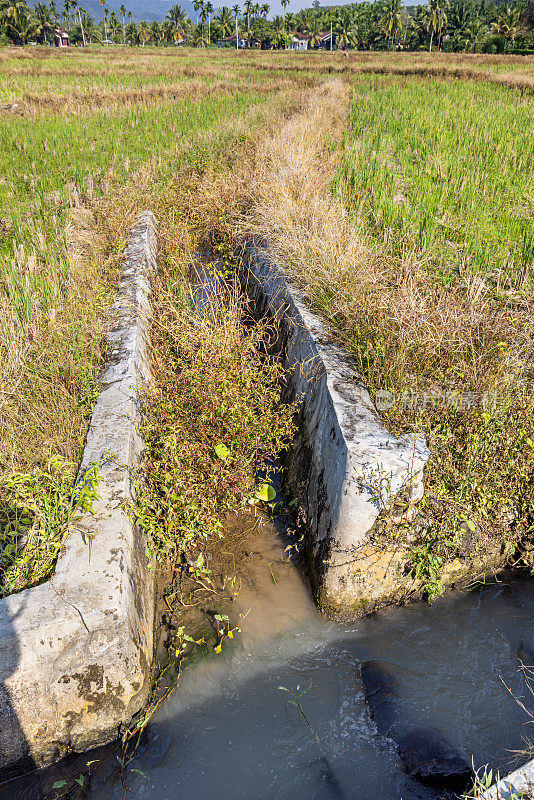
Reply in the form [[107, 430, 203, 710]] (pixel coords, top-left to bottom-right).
[[158, 0, 357, 22], [265, 0, 347, 15]]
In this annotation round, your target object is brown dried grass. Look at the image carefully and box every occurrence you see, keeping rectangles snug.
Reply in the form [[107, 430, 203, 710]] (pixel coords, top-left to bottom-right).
[[242, 78, 534, 402], [2, 77, 295, 118]]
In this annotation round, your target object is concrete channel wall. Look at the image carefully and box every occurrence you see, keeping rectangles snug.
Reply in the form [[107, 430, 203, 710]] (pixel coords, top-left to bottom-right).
[[482, 759, 534, 799], [240, 239, 430, 618], [0, 212, 157, 776]]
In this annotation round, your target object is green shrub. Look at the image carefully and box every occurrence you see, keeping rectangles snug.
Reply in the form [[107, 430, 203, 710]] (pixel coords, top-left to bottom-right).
[[481, 35, 506, 53]]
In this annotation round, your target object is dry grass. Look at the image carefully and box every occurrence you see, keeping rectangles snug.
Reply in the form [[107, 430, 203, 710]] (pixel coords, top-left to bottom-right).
[[242, 77, 534, 592], [2, 48, 533, 108], [0, 206, 112, 471], [1, 77, 285, 118], [244, 77, 533, 408], [248, 50, 534, 93]]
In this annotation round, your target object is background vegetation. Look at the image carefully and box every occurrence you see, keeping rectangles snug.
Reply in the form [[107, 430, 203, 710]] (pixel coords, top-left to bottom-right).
[[1, 0, 533, 53]]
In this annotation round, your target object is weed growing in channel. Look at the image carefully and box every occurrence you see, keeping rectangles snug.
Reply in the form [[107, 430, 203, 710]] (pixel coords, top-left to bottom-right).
[[135, 279, 297, 571]]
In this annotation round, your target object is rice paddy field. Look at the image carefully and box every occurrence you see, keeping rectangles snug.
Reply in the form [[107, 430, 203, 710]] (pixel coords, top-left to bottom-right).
[[0, 45, 533, 602], [339, 76, 533, 281]]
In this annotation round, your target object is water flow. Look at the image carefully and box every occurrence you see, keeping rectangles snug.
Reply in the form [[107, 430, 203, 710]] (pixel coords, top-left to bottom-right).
[[84, 522, 534, 800]]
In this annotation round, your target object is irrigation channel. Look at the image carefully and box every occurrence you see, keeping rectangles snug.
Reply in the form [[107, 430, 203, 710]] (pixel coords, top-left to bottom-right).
[[3, 264, 534, 800]]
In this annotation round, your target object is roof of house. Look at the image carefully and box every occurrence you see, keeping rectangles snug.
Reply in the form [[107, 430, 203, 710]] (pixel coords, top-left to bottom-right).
[[219, 34, 259, 41], [54, 27, 69, 35], [292, 31, 309, 40]]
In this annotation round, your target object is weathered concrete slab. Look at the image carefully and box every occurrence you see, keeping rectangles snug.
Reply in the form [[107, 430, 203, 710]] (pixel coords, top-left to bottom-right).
[[240, 239, 430, 618], [0, 212, 157, 777], [481, 758, 534, 799]]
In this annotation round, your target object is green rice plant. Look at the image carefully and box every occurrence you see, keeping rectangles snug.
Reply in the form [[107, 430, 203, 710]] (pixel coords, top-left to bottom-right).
[[336, 75, 534, 285], [330, 75, 534, 595]]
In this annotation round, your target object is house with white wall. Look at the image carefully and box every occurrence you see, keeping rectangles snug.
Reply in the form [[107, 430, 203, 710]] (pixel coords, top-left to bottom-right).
[[290, 31, 309, 50]]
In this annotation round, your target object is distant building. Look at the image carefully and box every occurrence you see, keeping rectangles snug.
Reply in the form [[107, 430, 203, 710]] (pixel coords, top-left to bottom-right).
[[54, 27, 70, 47], [217, 34, 260, 48], [316, 31, 336, 49], [288, 31, 309, 50]]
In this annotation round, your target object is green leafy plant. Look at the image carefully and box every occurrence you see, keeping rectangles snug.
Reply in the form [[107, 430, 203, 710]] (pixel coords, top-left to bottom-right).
[[408, 537, 448, 602], [213, 611, 247, 653], [0, 456, 100, 596]]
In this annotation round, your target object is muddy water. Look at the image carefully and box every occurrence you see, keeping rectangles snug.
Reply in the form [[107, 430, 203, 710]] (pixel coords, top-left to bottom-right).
[[4, 526, 534, 800], [72, 518, 534, 800]]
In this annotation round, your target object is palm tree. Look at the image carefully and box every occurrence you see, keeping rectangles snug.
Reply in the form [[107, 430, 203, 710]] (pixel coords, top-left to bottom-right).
[[424, 0, 449, 51], [446, 0, 474, 49], [232, 3, 240, 48], [33, 1, 51, 42], [435, 0, 450, 49], [244, 0, 252, 45], [260, 3, 268, 18], [125, 18, 137, 43], [271, 13, 284, 46], [216, 6, 232, 36], [447, 0, 470, 33], [150, 19, 162, 44], [491, 5, 522, 48], [335, 7, 357, 48], [379, 0, 403, 49], [69, 0, 85, 44], [167, 4, 188, 41], [193, 0, 202, 26], [192, 21, 205, 44], [1, 0, 42, 43], [296, 7, 309, 30], [99, 0, 108, 41], [162, 18, 172, 42], [281, 0, 288, 46], [205, 0, 213, 44], [119, 3, 126, 41], [198, 0, 208, 44], [285, 10, 294, 38], [49, 0, 58, 24], [62, 0, 70, 26], [109, 9, 119, 38], [138, 18, 150, 44], [307, 16, 322, 47]]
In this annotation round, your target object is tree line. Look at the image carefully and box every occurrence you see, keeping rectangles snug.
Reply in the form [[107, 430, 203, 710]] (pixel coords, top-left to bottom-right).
[[1, 0, 533, 52]]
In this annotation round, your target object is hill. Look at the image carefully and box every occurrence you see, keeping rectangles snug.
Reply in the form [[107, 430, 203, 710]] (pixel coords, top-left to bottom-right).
[[30, 0, 197, 23]]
